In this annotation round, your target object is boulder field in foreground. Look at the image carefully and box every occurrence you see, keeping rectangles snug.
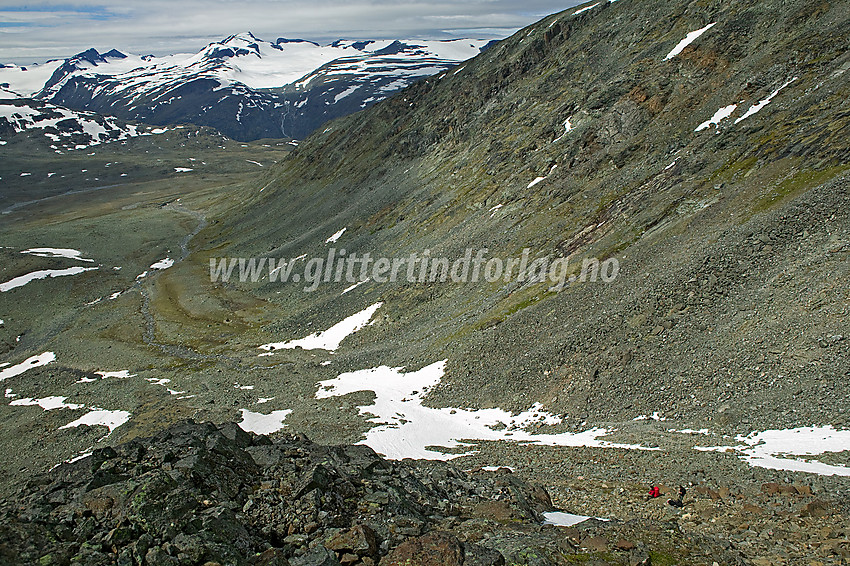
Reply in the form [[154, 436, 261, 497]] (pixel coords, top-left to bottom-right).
[[0, 420, 743, 565]]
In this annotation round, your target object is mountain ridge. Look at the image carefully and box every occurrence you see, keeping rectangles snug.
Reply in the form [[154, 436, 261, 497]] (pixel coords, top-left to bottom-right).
[[0, 35, 492, 141]]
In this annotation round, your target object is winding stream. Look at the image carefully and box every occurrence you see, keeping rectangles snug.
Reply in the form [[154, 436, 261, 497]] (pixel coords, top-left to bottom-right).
[[136, 202, 235, 362]]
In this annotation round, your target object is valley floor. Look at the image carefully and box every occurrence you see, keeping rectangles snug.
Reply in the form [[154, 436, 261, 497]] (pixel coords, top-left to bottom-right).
[[0, 166, 847, 565]]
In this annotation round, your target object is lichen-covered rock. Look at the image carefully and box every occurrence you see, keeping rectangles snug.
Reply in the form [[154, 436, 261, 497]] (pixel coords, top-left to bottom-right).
[[0, 421, 540, 566]]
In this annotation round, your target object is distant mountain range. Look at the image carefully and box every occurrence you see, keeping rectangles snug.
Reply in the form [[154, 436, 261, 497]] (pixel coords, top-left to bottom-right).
[[0, 33, 494, 141], [0, 98, 175, 152]]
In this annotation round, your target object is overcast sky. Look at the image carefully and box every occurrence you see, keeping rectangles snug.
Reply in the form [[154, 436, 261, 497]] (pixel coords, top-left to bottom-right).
[[0, 1, 583, 64]]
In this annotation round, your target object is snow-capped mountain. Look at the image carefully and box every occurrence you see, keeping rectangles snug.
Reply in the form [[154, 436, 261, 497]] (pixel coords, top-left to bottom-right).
[[276, 39, 496, 139], [0, 98, 172, 151], [0, 33, 493, 141]]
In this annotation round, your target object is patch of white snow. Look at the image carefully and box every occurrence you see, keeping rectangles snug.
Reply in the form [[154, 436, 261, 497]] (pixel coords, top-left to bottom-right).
[[665, 23, 716, 60], [238, 408, 293, 435], [695, 104, 737, 132], [259, 302, 382, 352], [325, 228, 347, 244]]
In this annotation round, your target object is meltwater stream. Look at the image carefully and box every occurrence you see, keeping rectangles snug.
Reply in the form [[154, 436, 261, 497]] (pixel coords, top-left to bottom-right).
[[136, 202, 236, 362]]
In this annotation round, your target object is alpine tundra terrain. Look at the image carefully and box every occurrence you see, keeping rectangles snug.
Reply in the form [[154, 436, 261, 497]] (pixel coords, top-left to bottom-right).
[[1, 0, 849, 564]]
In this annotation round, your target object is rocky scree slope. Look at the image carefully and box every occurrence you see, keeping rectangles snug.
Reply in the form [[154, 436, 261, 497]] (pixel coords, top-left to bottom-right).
[[0, 420, 744, 565], [210, 0, 850, 433]]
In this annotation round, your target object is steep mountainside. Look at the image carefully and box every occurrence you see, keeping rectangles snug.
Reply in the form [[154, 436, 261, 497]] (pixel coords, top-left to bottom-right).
[[1, 3, 849, 563], [211, 0, 850, 431], [0, 34, 491, 141]]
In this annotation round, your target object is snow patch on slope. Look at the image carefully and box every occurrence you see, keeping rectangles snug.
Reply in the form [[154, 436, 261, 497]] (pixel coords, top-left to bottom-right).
[[0, 353, 56, 382], [0, 267, 99, 292], [21, 248, 94, 262], [316, 361, 657, 460], [665, 23, 716, 60], [325, 228, 347, 243], [238, 408, 293, 435], [697, 426, 850, 476], [259, 302, 382, 353], [735, 77, 797, 123], [59, 410, 132, 435], [695, 104, 737, 132]]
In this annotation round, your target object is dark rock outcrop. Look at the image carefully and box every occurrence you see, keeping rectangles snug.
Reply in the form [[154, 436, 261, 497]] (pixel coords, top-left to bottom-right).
[[0, 420, 745, 565], [0, 420, 547, 565]]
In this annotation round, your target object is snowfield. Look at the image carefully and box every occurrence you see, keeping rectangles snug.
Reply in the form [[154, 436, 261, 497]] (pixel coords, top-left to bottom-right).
[[665, 23, 716, 60], [0, 266, 99, 293], [315, 361, 655, 460], [259, 302, 383, 353]]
